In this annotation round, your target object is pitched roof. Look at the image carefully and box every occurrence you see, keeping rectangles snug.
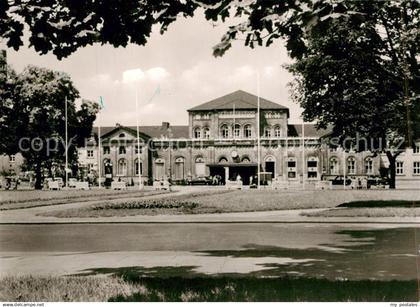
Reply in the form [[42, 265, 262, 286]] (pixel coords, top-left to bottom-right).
[[287, 124, 331, 138], [92, 125, 189, 139], [188, 90, 289, 114]]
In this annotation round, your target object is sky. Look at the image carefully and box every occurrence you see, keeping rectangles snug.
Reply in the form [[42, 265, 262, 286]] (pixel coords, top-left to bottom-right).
[[2, 10, 304, 127]]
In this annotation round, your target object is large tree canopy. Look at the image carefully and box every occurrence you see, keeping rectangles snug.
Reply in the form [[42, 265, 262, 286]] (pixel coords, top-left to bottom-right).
[[1, 65, 99, 188]]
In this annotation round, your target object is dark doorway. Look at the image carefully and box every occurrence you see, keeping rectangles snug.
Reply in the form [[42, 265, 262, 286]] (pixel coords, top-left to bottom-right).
[[265, 161, 275, 178], [230, 166, 257, 185]]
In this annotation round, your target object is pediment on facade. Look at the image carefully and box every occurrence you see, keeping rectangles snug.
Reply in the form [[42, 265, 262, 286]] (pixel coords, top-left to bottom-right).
[[101, 126, 150, 143]]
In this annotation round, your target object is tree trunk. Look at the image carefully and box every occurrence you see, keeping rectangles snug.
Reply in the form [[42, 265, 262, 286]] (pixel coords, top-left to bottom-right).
[[34, 163, 43, 190], [386, 151, 397, 189]]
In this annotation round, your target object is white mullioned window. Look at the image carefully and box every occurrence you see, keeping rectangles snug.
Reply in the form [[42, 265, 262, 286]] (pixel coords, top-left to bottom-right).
[[396, 161, 404, 175], [414, 144, 420, 154], [244, 124, 252, 138], [220, 125, 229, 138], [365, 157, 373, 174], [194, 127, 201, 139], [274, 126, 281, 138], [330, 157, 339, 175], [203, 127, 210, 139], [414, 162, 420, 175], [347, 157, 356, 174], [87, 150, 94, 158], [264, 126, 271, 138], [234, 124, 241, 138], [9, 155, 15, 162]]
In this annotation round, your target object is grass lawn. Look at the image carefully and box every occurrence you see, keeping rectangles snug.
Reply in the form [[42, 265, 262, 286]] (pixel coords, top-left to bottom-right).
[[39, 189, 420, 218], [303, 199, 420, 218], [0, 275, 417, 302], [0, 189, 167, 210]]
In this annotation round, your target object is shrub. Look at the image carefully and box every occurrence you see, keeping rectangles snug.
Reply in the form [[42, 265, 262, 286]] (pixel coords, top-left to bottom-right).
[[92, 199, 198, 210]]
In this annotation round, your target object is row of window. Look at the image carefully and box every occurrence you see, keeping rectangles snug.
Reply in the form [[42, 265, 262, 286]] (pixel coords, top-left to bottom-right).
[[396, 161, 420, 175], [193, 125, 282, 139], [86, 146, 143, 158], [329, 157, 374, 175]]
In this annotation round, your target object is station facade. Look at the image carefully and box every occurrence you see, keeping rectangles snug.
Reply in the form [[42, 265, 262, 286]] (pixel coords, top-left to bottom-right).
[[77, 90, 420, 187]]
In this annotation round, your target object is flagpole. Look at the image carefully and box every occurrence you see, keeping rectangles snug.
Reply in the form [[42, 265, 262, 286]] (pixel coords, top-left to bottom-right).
[[65, 96, 68, 189], [136, 87, 143, 190], [257, 72, 261, 190], [98, 104, 102, 189], [302, 121, 305, 190]]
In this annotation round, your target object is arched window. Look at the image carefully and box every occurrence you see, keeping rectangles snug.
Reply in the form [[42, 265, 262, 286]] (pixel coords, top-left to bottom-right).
[[274, 125, 282, 138], [220, 124, 229, 138], [119, 146, 126, 154], [117, 158, 127, 176], [194, 127, 201, 139], [219, 157, 228, 163], [203, 127, 210, 139], [244, 124, 252, 138], [330, 157, 339, 175], [365, 157, 373, 174], [264, 126, 272, 138], [347, 157, 356, 174], [241, 156, 250, 163], [234, 124, 241, 138], [195, 156, 206, 176], [175, 157, 185, 179], [134, 159, 143, 175]]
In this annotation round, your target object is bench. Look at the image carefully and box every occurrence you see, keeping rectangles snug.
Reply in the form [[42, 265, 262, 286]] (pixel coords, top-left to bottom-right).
[[48, 181, 60, 190], [111, 181, 127, 190], [316, 181, 332, 190], [75, 181, 89, 190], [225, 180, 243, 190], [153, 181, 170, 190]]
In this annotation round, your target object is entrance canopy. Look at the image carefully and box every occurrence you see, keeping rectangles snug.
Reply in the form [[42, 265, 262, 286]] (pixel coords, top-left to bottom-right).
[[206, 163, 258, 167]]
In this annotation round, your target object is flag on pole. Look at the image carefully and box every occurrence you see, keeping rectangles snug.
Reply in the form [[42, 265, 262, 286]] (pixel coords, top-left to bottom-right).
[[99, 96, 105, 109]]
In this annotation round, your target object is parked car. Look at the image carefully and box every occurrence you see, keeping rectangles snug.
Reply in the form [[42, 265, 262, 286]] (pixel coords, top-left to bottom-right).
[[187, 176, 213, 185], [367, 176, 389, 188], [331, 176, 352, 186]]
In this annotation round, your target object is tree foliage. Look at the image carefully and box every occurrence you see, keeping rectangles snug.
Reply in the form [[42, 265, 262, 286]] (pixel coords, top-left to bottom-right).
[[1, 65, 99, 188]]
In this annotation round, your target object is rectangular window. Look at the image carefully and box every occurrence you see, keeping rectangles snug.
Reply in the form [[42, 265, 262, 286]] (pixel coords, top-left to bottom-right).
[[87, 163, 94, 170], [87, 150, 94, 158], [288, 171, 296, 179], [396, 161, 404, 175], [307, 161, 317, 168], [414, 162, 420, 175], [308, 171, 318, 178], [288, 161, 296, 168], [135, 145, 142, 154], [103, 146, 110, 155], [9, 155, 15, 162], [414, 145, 420, 154], [119, 146, 126, 154]]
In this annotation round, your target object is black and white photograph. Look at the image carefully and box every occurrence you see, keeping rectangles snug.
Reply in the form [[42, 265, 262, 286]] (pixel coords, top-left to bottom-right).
[[0, 0, 419, 304]]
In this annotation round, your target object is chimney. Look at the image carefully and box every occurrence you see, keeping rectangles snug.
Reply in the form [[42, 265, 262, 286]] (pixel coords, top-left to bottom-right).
[[162, 122, 170, 129]]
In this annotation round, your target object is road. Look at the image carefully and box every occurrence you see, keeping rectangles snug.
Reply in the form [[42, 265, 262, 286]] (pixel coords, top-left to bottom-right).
[[1, 223, 419, 280]]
